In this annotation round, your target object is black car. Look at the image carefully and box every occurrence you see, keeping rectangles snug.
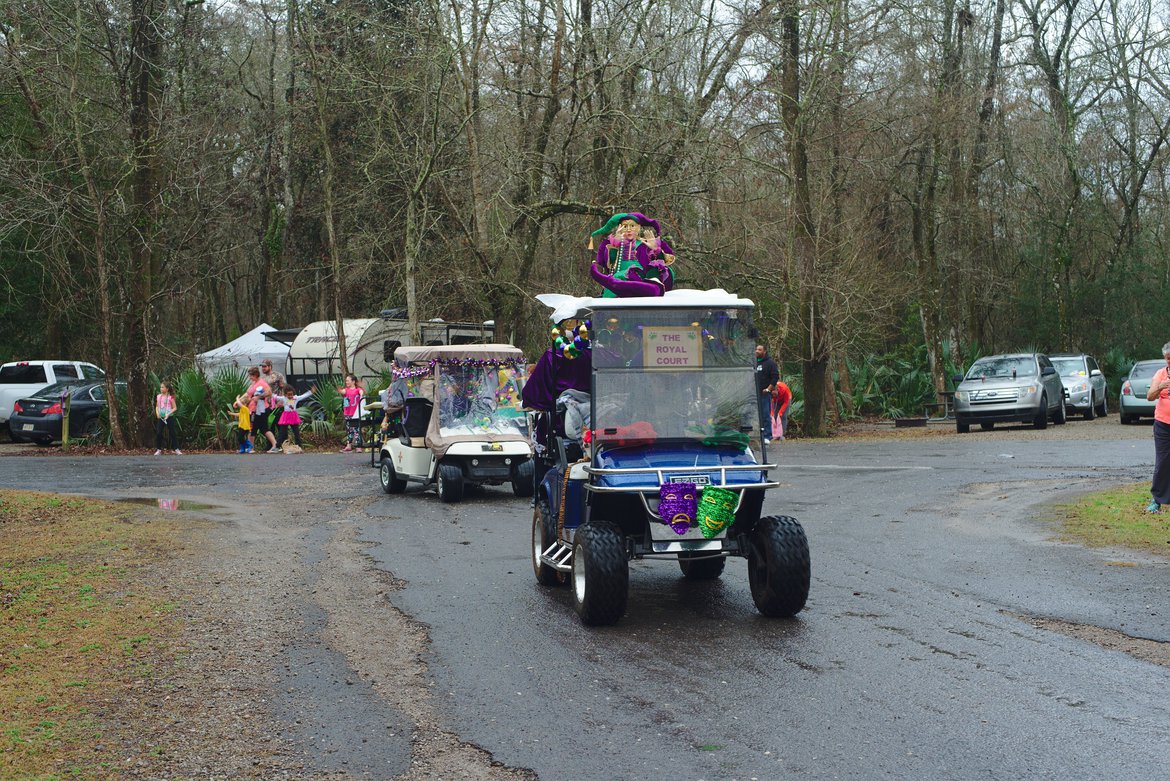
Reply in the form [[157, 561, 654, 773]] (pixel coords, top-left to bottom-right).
[[7, 381, 116, 444]]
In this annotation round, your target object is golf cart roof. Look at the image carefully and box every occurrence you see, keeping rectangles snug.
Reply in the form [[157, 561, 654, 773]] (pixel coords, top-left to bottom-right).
[[535, 289, 755, 323], [393, 343, 524, 364]]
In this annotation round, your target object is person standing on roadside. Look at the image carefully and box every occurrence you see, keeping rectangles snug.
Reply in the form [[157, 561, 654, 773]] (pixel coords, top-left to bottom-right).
[[755, 344, 779, 444], [245, 366, 278, 453], [260, 359, 285, 395], [772, 377, 793, 441], [1145, 342, 1170, 512], [154, 380, 181, 455]]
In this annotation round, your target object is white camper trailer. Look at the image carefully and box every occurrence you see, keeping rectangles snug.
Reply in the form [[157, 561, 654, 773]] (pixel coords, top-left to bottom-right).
[[285, 317, 495, 387]]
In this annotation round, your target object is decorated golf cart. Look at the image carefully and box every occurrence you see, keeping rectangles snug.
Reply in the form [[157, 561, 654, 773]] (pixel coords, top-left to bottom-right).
[[528, 289, 811, 625], [378, 344, 533, 502]]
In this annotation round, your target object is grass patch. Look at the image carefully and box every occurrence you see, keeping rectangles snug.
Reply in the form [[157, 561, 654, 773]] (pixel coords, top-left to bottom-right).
[[0, 490, 185, 778], [1055, 482, 1170, 555]]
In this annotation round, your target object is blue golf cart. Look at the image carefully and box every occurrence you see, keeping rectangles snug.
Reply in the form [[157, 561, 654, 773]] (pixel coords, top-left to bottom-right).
[[530, 289, 810, 625]]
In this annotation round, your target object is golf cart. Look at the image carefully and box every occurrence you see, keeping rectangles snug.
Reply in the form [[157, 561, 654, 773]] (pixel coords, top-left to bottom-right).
[[378, 344, 533, 502], [530, 289, 810, 625]]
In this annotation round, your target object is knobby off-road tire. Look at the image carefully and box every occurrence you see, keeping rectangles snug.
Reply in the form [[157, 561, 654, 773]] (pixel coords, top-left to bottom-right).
[[512, 459, 535, 498], [436, 462, 464, 503], [678, 551, 726, 580], [1033, 395, 1049, 429], [572, 522, 628, 626], [380, 456, 407, 494], [748, 515, 811, 618], [532, 495, 565, 586]]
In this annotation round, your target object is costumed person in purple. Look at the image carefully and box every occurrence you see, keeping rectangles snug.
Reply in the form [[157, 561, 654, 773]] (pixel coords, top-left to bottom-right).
[[588, 212, 676, 298], [522, 320, 593, 497]]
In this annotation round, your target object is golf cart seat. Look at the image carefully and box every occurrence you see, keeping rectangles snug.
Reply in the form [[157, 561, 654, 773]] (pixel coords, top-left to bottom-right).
[[400, 397, 433, 445]]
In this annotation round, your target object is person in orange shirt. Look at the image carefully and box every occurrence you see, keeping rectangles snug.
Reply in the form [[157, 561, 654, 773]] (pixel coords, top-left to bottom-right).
[[1144, 343, 1170, 512]]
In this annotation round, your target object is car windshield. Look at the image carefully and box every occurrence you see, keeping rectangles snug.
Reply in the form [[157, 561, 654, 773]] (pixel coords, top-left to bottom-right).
[[31, 381, 86, 399], [436, 361, 526, 436], [1130, 362, 1164, 380], [0, 364, 47, 384], [591, 306, 758, 446], [1049, 357, 1086, 377], [966, 357, 1036, 379]]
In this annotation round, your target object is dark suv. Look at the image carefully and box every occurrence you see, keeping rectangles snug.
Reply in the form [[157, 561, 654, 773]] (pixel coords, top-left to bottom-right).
[[953, 353, 1067, 433]]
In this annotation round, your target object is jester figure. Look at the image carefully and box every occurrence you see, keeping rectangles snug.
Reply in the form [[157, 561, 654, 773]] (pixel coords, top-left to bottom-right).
[[589, 212, 676, 298]]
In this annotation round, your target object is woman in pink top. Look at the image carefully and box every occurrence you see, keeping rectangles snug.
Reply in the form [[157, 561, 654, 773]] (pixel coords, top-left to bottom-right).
[[1144, 343, 1170, 512], [154, 380, 181, 455]]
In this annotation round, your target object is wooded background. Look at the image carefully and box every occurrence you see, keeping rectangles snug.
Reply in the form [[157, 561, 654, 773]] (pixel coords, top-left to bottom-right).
[[3, 0, 1170, 443]]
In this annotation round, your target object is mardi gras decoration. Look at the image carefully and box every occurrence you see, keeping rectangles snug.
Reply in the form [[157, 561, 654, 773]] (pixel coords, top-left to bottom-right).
[[588, 212, 676, 298], [659, 482, 698, 534], [697, 486, 738, 539], [551, 319, 591, 359]]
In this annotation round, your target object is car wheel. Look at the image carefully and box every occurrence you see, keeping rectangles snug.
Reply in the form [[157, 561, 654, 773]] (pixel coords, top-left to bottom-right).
[[1120, 413, 1134, 425], [571, 521, 628, 626], [512, 459, 535, 498], [532, 494, 566, 587], [1033, 395, 1049, 429], [1096, 395, 1108, 417], [747, 515, 810, 618], [980, 422, 994, 431], [678, 551, 726, 580], [1084, 394, 1096, 421], [81, 416, 106, 442], [1054, 399, 1067, 425], [380, 457, 406, 494], [7, 424, 26, 444], [956, 418, 970, 434], [436, 462, 464, 503]]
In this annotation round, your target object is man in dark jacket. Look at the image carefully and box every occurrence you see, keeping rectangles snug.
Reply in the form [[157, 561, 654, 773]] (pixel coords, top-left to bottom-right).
[[755, 345, 780, 443]]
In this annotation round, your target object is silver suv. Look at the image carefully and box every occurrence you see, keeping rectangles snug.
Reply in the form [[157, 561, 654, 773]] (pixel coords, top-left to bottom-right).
[[1048, 353, 1107, 419], [953, 353, 1067, 433]]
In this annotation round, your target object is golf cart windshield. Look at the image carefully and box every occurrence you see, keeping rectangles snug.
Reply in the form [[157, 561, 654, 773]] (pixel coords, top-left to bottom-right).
[[591, 306, 757, 446], [437, 361, 527, 437]]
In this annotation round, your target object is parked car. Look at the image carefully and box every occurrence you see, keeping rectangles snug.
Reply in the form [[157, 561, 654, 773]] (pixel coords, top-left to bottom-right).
[[1048, 353, 1108, 419], [1, 360, 105, 431], [1119, 360, 1163, 424], [7, 381, 118, 445], [953, 353, 1067, 433]]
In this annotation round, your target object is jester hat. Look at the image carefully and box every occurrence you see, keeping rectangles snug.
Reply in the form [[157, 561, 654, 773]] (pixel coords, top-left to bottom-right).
[[588, 212, 662, 249]]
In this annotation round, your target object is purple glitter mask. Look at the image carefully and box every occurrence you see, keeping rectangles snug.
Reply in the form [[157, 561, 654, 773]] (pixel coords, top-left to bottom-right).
[[659, 482, 698, 534]]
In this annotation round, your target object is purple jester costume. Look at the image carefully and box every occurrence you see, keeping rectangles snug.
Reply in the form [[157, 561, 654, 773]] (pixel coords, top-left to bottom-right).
[[589, 212, 676, 298]]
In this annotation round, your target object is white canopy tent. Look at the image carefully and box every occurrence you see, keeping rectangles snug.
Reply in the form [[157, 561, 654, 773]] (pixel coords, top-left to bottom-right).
[[196, 323, 289, 376]]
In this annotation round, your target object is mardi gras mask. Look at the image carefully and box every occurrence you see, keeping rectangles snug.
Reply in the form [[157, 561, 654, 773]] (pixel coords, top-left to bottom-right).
[[697, 486, 738, 539], [659, 482, 698, 535]]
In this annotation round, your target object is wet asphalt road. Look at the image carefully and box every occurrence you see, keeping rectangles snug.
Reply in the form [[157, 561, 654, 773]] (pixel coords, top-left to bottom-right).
[[2, 421, 1168, 780]]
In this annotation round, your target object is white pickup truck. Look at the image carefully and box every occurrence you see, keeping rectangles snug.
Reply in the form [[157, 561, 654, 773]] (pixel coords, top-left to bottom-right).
[[1, 360, 106, 431]]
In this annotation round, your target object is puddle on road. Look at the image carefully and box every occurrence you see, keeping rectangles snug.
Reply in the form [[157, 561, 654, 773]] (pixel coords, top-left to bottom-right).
[[120, 497, 222, 512]]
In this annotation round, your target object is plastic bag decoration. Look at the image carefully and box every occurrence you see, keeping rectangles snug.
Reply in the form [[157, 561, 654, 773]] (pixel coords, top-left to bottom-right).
[[658, 482, 698, 535], [696, 486, 738, 539]]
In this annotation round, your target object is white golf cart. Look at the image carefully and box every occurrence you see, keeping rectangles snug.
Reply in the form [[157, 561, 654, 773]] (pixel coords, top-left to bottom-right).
[[378, 344, 533, 503]]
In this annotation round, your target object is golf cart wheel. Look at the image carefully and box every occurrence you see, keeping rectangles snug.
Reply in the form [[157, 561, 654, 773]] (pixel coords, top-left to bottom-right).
[[512, 459, 535, 498], [572, 522, 628, 626], [678, 551, 726, 580], [747, 515, 810, 618], [532, 495, 565, 586], [380, 456, 406, 494], [436, 462, 464, 503]]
